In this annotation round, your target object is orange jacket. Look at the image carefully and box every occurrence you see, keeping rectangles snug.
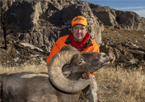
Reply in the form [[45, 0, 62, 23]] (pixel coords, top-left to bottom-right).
[[47, 35, 100, 66]]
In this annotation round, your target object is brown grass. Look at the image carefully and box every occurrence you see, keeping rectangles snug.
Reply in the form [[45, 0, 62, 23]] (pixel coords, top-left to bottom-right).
[[0, 64, 48, 74], [95, 67, 145, 102], [0, 65, 145, 102]]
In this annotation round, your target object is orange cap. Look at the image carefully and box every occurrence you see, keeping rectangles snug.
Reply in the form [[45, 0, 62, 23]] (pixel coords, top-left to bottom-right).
[[72, 16, 88, 27]]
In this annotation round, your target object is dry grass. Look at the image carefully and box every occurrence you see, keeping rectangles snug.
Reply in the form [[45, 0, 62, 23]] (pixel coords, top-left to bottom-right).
[[0, 65, 145, 102], [95, 67, 145, 102], [0, 64, 48, 74]]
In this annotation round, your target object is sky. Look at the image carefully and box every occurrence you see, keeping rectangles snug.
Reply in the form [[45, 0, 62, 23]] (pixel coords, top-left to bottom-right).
[[82, 0, 145, 17]]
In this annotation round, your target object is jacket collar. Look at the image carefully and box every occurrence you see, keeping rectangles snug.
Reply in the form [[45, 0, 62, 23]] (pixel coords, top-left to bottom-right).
[[65, 34, 93, 51]]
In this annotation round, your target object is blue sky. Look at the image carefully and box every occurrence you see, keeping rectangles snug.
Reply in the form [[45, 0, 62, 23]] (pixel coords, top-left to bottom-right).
[[82, 0, 145, 17]]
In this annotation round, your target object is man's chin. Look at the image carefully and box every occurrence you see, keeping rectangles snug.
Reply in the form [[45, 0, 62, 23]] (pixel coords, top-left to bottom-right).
[[75, 38, 83, 42]]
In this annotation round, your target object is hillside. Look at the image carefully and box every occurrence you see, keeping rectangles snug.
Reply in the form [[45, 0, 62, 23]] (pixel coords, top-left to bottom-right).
[[101, 26, 145, 69], [0, 25, 145, 71], [0, 0, 145, 71]]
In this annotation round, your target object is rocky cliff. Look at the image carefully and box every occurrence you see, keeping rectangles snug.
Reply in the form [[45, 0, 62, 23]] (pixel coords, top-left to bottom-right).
[[90, 3, 145, 32], [1, 0, 103, 51], [0, 0, 145, 69]]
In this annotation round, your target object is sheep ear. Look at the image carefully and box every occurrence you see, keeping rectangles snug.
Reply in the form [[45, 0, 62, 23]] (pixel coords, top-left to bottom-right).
[[63, 71, 71, 77]]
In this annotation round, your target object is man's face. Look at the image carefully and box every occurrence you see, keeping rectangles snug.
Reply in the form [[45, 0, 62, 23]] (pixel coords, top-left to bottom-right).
[[71, 24, 88, 42]]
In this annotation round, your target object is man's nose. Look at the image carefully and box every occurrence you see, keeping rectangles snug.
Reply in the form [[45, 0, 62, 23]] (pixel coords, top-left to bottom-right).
[[78, 29, 81, 33]]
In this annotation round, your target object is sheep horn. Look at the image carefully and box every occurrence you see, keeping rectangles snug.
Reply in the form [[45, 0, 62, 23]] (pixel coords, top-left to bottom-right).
[[48, 50, 90, 93]]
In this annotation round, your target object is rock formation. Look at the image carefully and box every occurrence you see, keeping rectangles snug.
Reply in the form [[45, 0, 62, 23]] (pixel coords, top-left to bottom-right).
[[1, 0, 103, 51], [0, 0, 145, 69], [90, 3, 145, 32]]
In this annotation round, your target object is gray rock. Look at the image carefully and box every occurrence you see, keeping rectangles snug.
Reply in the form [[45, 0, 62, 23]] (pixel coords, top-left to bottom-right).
[[1, 0, 145, 68], [1, 0, 103, 51], [90, 3, 145, 32]]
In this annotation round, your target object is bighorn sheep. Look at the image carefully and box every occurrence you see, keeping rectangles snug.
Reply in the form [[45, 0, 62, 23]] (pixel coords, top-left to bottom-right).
[[0, 46, 110, 102]]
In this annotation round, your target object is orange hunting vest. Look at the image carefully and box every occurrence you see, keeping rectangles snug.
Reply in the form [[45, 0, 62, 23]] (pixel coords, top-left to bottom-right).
[[47, 35, 100, 66]]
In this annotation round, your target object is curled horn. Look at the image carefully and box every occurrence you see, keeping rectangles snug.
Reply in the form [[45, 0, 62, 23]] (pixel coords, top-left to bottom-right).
[[48, 50, 90, 93]]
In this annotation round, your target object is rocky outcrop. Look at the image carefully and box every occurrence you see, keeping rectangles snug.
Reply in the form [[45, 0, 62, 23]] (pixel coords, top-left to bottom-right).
[[0, 0, 145, 68], [0, 0, 15, 12], [90, 3, 145, 32], [116, 11, 145, 31], [1, 0, 103, 51], [91, 5, 118, 26]]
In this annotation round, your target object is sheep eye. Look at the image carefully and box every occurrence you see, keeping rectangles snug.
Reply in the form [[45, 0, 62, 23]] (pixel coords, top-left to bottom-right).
[[79, 59, 83, 64]]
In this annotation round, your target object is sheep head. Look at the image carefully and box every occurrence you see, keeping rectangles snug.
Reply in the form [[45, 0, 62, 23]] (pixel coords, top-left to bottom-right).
[[48, 46, 110, 93], [62, 52, 110, 80]]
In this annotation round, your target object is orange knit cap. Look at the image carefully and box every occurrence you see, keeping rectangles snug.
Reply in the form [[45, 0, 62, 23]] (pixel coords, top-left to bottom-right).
[[72, 16, 88, 27]]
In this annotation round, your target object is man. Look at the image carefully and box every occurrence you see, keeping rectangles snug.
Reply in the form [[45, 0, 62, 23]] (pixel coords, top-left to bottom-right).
[[47, 16, 100, 102], [47, 15, 99, 66]]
